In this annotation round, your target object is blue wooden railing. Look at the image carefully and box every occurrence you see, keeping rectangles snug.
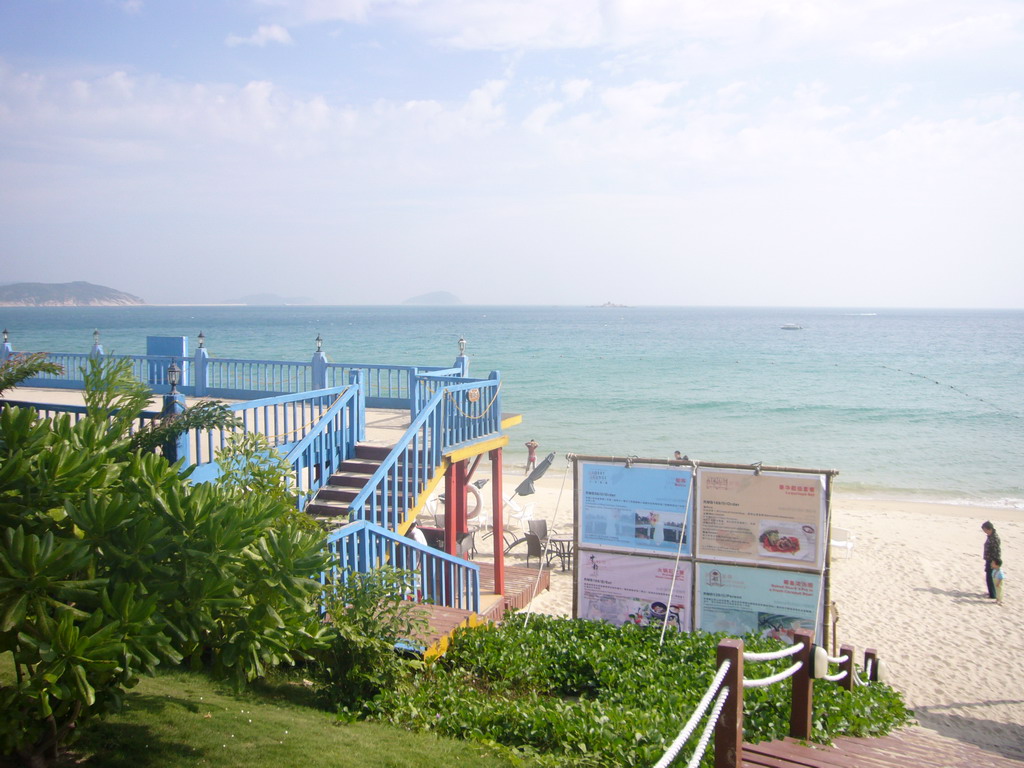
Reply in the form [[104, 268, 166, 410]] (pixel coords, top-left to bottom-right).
[[325, 519, 480, 613], [281, 384, 364, 511], [348, 374, 502, 531], [0, 400, 163, 434], [8, 346, 464, 411], [8, 351, 192, 394]]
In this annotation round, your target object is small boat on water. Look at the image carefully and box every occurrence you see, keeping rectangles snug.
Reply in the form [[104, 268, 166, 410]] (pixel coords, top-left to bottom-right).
[[780, 323, 803, 330]]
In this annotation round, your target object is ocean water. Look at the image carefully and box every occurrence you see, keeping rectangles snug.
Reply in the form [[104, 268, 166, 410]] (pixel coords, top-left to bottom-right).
[[3, 305, 1022, 508]]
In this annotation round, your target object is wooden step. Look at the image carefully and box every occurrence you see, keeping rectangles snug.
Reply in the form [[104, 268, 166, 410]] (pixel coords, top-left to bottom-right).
[[337, 458, 383, 475]]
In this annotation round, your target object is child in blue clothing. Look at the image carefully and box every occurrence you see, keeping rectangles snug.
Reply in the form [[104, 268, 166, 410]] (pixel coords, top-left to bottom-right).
[[992, 558, 1006, 605]]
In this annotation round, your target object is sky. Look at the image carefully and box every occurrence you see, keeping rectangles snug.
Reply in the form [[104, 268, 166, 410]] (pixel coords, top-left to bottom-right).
[[1, 1, 1022, 308]]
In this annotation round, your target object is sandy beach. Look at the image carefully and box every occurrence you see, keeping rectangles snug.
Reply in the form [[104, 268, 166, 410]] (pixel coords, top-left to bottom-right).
[[465, 461, 1024, 761]]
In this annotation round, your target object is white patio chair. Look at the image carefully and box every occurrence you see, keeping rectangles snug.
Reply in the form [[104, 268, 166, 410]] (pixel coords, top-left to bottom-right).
[[503, 494, 534, 529], [830, 527, 855, 559]]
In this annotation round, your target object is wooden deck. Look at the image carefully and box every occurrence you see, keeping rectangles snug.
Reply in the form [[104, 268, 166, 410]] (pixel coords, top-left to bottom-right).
[[415, 562, 551, 657], [743, 727, 1024, 768]]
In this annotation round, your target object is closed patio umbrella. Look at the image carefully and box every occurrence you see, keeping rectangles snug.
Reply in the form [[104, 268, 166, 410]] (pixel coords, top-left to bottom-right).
[[514, 452, 556, 497]]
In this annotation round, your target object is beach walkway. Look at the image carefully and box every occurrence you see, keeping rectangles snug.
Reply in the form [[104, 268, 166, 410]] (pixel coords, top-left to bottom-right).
[[742, 727, 1024, 767], [414, 563, 551, 656]]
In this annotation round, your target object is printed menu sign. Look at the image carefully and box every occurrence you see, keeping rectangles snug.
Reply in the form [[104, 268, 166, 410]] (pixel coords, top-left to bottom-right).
[[578, 462, 693, 556], [576, 552, 693, 632], [694, 562, 822, 641], [695, 468, 825, 569]]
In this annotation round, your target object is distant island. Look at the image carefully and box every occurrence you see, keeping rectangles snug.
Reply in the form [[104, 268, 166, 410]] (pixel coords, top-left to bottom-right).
[[591, 301, 631, 308], [0, 281, 145, 307], [403, 291, 462, 306]]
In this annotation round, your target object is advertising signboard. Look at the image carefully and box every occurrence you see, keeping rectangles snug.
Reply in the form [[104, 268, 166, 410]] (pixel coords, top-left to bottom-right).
[[577, 461, 693, 557], [694, 562, 823, 641], [695, 468, 826, 570], [576, 552, 693, 631]]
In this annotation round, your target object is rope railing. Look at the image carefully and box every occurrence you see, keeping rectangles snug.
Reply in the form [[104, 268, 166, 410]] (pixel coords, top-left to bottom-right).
[[684, 686, 730, 768], [652, 660, 731, 768], [743, 642, 804, 663], [743, 661, 804, 689], [652, 634, 886, 767]]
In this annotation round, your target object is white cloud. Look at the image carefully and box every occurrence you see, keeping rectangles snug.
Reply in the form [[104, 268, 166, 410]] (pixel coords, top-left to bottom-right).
[[226, 24, 294, 47], [561, 78, 591, 102]]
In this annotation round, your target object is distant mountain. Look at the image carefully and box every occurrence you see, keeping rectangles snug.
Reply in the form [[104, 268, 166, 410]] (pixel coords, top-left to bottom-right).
[[0, 281, 145, 307], [227, 293, 314, 305], [403, 291, 462, 306]]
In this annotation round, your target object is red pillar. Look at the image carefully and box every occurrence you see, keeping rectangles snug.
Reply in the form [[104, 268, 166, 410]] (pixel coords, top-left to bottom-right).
[[490, 447, 505, 595], [444, 459, 468, 557]]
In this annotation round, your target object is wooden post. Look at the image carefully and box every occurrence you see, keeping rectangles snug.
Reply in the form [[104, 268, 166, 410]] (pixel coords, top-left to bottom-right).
[[490, 447, 505, 595], [715, 638, 744, 768], [839, 644, 855, 692], [864, 648, 878, 682], [790, 630, 814, 740]]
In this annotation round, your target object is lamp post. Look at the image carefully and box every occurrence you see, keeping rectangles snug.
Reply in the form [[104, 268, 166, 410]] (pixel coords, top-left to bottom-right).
[[312, 334, 328, 389], [1, 329, 10, 363], [167, 362, 181, 395], [455, 335, 469, 377], [90, 329, 104, 358], [161, 361, 187, 462]]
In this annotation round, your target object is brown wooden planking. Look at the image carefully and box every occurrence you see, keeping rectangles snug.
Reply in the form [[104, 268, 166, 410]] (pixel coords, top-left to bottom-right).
[[478, 562, 551, 613], [742, 729, 1024, 768]]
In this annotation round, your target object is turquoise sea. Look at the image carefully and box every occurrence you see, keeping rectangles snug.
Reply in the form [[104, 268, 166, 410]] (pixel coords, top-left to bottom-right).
[[2, 305, 1022, 509]]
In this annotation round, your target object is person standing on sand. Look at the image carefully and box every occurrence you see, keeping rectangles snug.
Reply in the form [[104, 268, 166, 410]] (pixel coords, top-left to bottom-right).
[[525, 439, 539, 474], [982, 521, 1002, 599], [992, 558, 1005, 605]]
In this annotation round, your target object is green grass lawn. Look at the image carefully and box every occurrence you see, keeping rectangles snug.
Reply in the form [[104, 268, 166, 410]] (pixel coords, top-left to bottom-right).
[[1, 655, 515, 768]]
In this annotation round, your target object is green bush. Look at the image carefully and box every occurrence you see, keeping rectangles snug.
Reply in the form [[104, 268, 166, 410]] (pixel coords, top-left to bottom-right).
[[0, 359, 333, 766], [368, 613, 912, 768], [315, 567, 427, 712]]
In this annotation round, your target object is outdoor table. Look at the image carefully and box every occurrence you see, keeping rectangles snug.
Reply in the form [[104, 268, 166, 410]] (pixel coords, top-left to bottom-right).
[[547, 535, 575, 571]]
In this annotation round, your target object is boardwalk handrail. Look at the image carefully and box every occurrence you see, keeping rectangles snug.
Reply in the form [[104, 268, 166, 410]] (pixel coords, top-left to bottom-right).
[[347, 375, 503, 531], [652, 660, 732, 768], [187, 385, 357, 464], [6, 344, 462, 408], [324, 519, 480, 613], [700, 632, 885, 768], [0, 400, 163, 435], [281, 386, 362, 511], [348, 388, 447, 530]]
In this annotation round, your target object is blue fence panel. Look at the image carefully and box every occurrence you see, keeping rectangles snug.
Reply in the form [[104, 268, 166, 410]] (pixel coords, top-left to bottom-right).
[[0, 400, 164, 435], [325, 519, 480, 612], [348, 389, 447, 531], [203, 357, 313, 398], [189, 385, 356, 466]]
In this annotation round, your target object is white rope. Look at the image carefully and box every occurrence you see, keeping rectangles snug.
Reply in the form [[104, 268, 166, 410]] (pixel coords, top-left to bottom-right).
[[684, 685, 730, 768], [743, 642, 804, 662], [651, 660, 731, 768], [743, 661, 803, 688], [659, 474, 694, 648], [822, 670, 848, 683], [826, 653, 849, 664], [852, 659, 873, 687]]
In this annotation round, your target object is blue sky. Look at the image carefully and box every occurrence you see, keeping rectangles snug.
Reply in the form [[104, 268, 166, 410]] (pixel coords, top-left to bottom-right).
[[1, 0, 1022, 307]]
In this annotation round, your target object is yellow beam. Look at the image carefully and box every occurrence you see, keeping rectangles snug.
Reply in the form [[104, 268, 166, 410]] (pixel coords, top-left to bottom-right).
[[397, 460, 449, 535], [501, 413, 523, 430], [445, 434, 509, 463]]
